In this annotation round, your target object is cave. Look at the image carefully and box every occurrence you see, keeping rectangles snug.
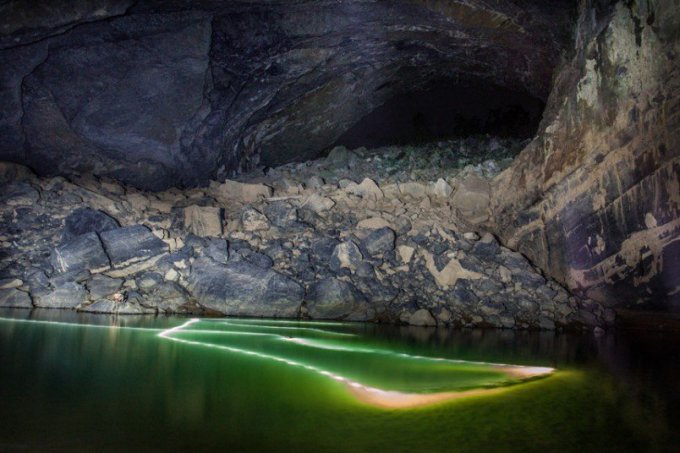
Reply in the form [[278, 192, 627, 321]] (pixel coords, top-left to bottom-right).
[[1, 0, 679, 450]]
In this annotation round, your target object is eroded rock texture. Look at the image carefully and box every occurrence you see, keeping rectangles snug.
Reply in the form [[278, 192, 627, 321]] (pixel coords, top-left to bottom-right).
[[0, 0, 571, 189], [491, 0, 680, 310]]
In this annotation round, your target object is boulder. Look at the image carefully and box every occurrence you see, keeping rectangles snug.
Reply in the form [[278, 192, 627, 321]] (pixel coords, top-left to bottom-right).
[[144, 282, 190, 313], [100, 225, 168, 269], [240, 207, 270, 231], [210, 180, 272, 204], [0, 288, 32, 308], [430, 178, 453, 198], [306, 278, 372, 320], [345, 178, 383, 200], [85, 274, 123, 300], [451, 175, 490, 224], [34, 282, 87, 309], [263, 201, 298, 228], [302, 193, 335, 214], [362, 227, 395, 257], [409, 309, 437, 326], [183, 205, 223, 237], [186, 258, 303, 317], [61, 207, 120, 243], [330, 241, 363, 272], [51, 232, 111, 274]]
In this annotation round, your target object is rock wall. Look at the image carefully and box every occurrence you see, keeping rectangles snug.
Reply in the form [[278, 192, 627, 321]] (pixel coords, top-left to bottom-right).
[[491, 0, 680, 310], [0, 0, 572, 190]]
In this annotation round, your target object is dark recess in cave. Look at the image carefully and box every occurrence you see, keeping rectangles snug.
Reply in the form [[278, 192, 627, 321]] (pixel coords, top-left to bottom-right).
[[334, 79, 545, 150]]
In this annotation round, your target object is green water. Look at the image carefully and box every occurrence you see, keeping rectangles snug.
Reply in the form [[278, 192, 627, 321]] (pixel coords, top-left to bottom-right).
[[1, 309, 678, 452]]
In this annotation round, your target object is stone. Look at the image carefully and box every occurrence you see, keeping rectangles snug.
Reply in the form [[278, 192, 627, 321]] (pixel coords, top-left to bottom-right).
[[430, 178, 453, 198], [306, 175, 325, 189], [409, 309, 436, 327], [186, 258, 303, 317], [451, 175, 490, 224], [234, 248, 274, 269], [306, 278, 371, 321], [183, 205, 223, 237], [51, 232, 111, 274], [302, 193, 335, 214], [398, 182, 428, 198], [356, 217, 393, 230], [86, 274, 123, 300], [0, 288, 32, 308], [61, 207, 120, 243], [263, 201, 298, 228], [143, 281, 191, 313], [211, 180, 273, 204], [330, 241, 363, 272], [362, 227, 395, 257], [241, 207, 270, 231], [326, 146, 358, 168], [1, 182, 39, 206], [345, 178, 383, 200], [471, 233, 501, 260], [100, 225, 169, 269], [205, 238, 229, 264], [164, 269, 179, 282], [34, 282, 87, 309], [0, 278, 23, 289], [397, 245, 415, 264]]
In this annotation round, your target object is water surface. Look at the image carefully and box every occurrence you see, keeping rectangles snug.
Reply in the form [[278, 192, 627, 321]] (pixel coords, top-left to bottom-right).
[[1, 309, 678, 451]]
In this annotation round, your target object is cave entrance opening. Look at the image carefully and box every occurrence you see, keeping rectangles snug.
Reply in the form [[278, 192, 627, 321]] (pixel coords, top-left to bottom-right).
[[333, 78, 545, 151]]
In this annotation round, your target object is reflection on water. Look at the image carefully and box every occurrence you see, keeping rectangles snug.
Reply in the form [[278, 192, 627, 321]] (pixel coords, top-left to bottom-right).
[[1, 308, 679, 451]]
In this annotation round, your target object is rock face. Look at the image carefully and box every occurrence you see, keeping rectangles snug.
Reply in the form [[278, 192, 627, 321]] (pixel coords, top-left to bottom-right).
[[0, 0, 571, 189], [491, 0, 680, 310], [186, 259, 304, 317]]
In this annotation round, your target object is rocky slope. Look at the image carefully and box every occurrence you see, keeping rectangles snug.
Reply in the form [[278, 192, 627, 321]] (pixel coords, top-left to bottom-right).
[[0, 138, 612, 329]]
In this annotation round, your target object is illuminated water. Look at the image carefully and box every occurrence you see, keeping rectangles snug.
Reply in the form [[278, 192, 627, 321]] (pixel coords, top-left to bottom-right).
[[1, 309, 679, 451]]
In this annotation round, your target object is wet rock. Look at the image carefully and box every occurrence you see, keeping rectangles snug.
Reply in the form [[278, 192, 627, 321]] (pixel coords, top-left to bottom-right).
[[186, 258, 303, 317], [51, 232, 111, 274], [361, 227, 395, 257], [409, 309, 436, 326], [61, 208, 120, 243], [306, 278, 372, 321], [0, 288, 32, 308], [34, 282, 87, 309], [85, 274, 123, 300], [80, 299, 155, 315]]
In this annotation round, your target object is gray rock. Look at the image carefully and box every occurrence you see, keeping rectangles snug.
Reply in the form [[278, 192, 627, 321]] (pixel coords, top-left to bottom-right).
[[409, 309, 436, 326], [306, 278, 372, 320], [470, 232, 500, 260], [143, 282, 190, 313], [234, 248, 274, 269], [34, 282, 87, 309], [51, 232, 111, 274], [1, 182, 39, 206], [186, 258, 303, 317], [206, 238, 229, 264], [361, 227, 396, 257], [0, 288, 32, 308], [85, 274, 123, 300], [100, 225, 168, 268], [61, 207, 120, 243], [330, 241, 363, 273], [263, 201, 298, 228]]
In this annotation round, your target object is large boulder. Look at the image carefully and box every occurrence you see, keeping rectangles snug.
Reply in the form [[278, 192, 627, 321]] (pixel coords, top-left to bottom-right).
[[61, 207, 120, 243], [99, 225, 168, 270], [34, 282, 87, 309], [0, 288, 32, 308], [306, 278, 372, 321], [186, 258, 303, 317], [50, 232, 111, 274]]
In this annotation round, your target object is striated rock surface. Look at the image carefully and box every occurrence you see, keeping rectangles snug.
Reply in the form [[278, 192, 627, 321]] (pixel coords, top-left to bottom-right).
[[491, 0, 680, 310]]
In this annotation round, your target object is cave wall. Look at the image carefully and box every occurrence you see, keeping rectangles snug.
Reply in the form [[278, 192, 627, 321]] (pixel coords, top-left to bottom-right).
[[491, 0, 680, 310], [0, 0, 573, 190]]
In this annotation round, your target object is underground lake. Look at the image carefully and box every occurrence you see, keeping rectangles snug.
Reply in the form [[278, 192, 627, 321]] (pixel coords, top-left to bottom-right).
[[1, 309, 679, 451]]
